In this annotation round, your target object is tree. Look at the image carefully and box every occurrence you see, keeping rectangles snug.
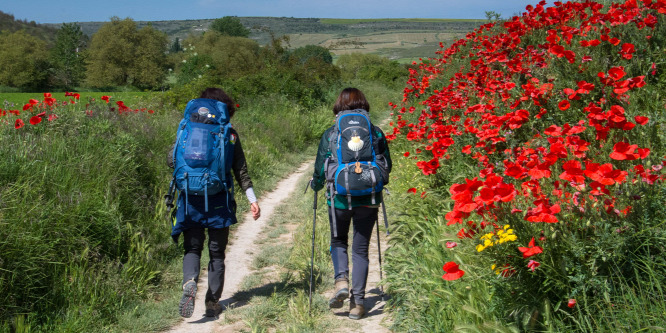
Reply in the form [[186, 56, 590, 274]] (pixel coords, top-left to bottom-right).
[[131, 25, 168, 89], [169, 37, 182, 53], [485, 11, 502, 22], [85, 17, 168, 89], [0, 30, 49, 90], [209, 16, 250, 37], [179, 31, 260, 80], [50, 23, 86, 88], [290, 45, 333, 64]]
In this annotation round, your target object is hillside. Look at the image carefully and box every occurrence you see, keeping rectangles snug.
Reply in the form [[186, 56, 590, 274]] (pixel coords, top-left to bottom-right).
[[0, 10, 57, 45], [44, 17, 485, 62]]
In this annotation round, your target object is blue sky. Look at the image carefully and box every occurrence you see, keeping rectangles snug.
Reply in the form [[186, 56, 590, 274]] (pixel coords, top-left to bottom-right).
[[2, 0, 546, 24]]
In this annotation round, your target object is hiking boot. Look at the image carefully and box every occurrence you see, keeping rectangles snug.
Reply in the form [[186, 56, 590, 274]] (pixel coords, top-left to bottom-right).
[[329, 278, 349, 309], [205, 301, 222, 317], [349, 299, 366, 320], [179, 279, 197, 318]]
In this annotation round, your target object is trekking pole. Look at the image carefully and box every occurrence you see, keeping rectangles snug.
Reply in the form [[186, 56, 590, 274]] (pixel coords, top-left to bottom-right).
[[375, 217, 385, 300], [164, 180, 176, 225], [376, 189, 390, 300], [306, 179, 318, 314]]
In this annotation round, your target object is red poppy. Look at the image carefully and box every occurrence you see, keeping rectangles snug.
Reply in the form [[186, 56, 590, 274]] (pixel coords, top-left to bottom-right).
[[518, 237, 543, 258], [584, 162, 627, 185], [446, 241, 458, 248], [637, 148, 650, 159], [48, 114, 58, 122], [527, 260, 540, 271], [404, 151, 410, 157], [544, 125, 562, 136], [407, 188, 417, 194], [101, 95, 111, 103], [567, 299, 577, 308], [558, 100, 570, 111], [608, 66, 626, 81], [442, 261, 465, 281], [29, 116, 42, 125], [610, 142, 639, 160], [560, 160, 585, 183], [634, 116, 649, 125], [525, 200, 560, 223], [620, 43, 635, 60], [15, 119, 25, 129]]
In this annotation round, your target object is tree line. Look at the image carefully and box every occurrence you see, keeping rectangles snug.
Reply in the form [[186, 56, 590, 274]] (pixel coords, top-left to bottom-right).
[[0, 15, 410, 109], [0, 16, 350, 92]]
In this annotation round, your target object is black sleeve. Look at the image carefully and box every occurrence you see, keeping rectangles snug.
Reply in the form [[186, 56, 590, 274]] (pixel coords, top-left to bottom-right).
[[231, 129, 254, 191]]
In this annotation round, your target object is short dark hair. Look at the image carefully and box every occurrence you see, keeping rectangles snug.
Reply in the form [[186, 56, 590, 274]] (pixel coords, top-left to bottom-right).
[[200, 87, 236, 118], [333, 87, 370, 115]]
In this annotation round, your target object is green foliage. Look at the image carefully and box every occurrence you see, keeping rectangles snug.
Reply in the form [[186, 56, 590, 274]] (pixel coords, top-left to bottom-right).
[[177, 32, 261, 81], [290, 45, 333, 64], [0, 10, 57, 45], [49, 23, 87, 89], [209, 16, 250, 38], [169, 37, 181, 53], [0, 96, 179, 331], [336, 53, 408, 87], [85, 18, 168, 90], [0, 30, 49, 90]]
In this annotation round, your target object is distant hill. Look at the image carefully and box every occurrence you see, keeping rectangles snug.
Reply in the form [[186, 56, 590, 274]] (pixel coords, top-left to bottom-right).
[[43, 16, 484, 62], [0, 10, 58, 45]]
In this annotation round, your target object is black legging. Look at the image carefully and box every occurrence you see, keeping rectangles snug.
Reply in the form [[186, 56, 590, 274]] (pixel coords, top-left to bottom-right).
[[328, 206, 377, 304], [182, 227, 230, 303]]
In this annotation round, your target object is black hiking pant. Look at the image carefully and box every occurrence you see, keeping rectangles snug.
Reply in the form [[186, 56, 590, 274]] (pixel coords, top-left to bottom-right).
[[328, 206, 377, 305], [182, 227, 230, 303]]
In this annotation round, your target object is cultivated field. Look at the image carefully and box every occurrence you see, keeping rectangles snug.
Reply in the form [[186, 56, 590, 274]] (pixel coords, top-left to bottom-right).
[[46, 17, 482, 62]]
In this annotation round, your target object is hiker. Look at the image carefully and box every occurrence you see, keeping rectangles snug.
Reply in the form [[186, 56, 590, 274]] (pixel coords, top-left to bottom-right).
[[168, 87, 261, 318], [311, 87, 392, 320]]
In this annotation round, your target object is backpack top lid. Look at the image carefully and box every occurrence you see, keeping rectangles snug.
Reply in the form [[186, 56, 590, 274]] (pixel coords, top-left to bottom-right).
[[183, 98, 230, 126]]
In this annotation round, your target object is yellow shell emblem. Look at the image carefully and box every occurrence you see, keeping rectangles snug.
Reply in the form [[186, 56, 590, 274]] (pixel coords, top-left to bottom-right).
[[348, 136, 364, 152]]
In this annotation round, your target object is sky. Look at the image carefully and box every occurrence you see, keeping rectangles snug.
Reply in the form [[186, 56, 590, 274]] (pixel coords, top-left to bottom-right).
[[2, 0, 548, 24]]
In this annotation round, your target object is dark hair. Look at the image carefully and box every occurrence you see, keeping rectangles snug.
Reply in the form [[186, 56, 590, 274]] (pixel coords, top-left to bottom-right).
[[333, 87, 370, 115], [200, 87, 236, 118]]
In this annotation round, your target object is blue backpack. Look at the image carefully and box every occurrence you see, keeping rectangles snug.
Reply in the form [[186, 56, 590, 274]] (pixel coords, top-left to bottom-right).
[[171, 98, 234, 214]]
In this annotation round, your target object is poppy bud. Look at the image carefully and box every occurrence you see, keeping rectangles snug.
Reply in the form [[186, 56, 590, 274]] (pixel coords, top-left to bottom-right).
[[567, 299, 577, 308]]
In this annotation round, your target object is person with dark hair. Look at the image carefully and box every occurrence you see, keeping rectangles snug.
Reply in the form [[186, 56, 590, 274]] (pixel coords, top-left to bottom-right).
[[168, 87, 260, 318], [311, 87, 392, 320]]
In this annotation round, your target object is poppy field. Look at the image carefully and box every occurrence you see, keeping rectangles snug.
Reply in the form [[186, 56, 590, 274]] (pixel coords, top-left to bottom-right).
[[384, 0, 665, 331]]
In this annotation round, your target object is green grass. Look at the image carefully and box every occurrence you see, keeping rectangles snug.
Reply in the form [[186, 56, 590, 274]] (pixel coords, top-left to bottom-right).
[[1, 91, 154, 108], [0, 81, 367, 331]]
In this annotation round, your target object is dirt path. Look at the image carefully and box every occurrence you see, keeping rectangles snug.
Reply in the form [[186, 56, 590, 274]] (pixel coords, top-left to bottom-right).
[[326, 214, 392, 332], [168, 121, 393, 332], [168, 161, 312, 333]]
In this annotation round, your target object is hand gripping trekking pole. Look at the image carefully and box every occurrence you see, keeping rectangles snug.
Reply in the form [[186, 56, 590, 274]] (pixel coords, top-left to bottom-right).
[[305, 179, 317, 314]]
